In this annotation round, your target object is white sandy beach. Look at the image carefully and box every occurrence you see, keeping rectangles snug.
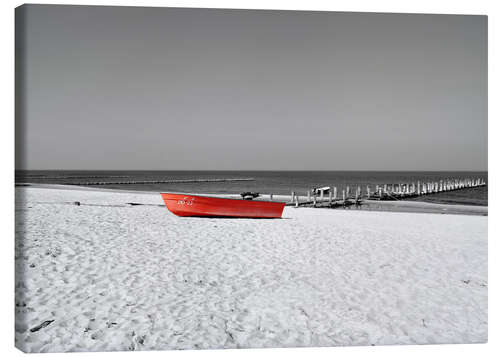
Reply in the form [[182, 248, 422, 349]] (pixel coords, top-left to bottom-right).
[[15, 186, 487, 352]]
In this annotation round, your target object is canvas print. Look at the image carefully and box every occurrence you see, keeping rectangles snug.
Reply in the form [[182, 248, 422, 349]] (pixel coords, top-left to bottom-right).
[[15, 4, 487, 353]]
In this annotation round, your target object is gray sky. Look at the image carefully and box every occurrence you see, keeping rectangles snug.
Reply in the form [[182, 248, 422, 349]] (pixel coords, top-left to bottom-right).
[[16, 5, 487, 170]]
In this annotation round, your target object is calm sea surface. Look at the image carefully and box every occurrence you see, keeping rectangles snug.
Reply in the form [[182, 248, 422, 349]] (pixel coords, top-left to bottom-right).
[[16, 170, 488, 206]]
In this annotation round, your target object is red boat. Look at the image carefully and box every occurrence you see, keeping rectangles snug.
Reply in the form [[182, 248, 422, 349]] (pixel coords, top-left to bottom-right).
[[160, 193, 286, 218]]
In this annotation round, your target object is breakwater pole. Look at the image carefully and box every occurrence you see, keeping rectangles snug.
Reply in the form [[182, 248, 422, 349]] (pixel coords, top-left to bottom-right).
[[69, 178, 256, 186], [286, 177, 486, 208]]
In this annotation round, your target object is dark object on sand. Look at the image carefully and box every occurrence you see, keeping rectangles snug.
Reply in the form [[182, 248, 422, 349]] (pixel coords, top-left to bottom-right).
[[240, 192, 260, 200], [73, 201, 81, 206], [30, 320, 55, 333]]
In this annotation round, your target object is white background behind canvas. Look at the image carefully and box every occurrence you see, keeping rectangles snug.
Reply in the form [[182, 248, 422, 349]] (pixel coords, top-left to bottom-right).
[[1, 0, 497, 357]]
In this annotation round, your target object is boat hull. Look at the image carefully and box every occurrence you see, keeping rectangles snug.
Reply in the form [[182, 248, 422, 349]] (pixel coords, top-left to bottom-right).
[[161, 193, 286, 218]]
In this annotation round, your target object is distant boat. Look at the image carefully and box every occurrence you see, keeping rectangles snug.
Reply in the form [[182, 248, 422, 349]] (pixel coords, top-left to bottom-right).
[[161, 193, 286, 218], [312, 186, 331, 195]]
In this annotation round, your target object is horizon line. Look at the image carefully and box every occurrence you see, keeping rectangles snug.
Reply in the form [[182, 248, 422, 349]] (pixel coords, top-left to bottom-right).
[[15, 169, 489, 172]]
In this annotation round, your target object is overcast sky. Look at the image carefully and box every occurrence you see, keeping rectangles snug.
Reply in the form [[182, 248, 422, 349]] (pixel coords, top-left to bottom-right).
[[16, 5, 487, 171]]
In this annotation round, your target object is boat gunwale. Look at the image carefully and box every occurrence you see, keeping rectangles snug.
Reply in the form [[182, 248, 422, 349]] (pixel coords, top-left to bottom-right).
[[160, 192, 287, 204]]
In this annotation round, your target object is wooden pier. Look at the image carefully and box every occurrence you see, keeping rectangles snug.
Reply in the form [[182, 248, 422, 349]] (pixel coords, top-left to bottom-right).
[[283, 177, 487, 208]]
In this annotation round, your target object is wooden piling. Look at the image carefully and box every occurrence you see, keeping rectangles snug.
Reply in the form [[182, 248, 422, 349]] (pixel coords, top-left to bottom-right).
[[288, 175, 484, 209]]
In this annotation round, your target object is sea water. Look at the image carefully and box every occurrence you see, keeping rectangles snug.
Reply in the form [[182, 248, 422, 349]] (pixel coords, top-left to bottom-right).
[[16, 170, 488, 206]]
